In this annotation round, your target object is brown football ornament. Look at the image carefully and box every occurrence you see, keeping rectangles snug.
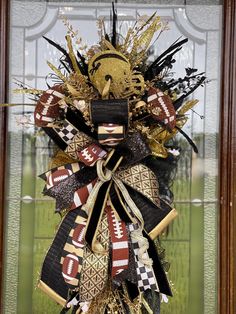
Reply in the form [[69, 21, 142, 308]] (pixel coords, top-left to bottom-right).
[[34, 84, 65, 127]]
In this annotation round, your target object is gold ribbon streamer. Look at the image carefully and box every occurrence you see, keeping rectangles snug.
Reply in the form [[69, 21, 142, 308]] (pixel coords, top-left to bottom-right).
[[130, 228, 153, 267]]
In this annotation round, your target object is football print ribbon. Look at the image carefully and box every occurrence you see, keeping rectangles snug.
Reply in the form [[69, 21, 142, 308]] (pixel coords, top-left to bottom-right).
[[61, 214, 87, 288], [107, 205, 129, 277], [40, 162, 82, 190], [78, 143, 107, 166], [39, 132, 174, 301], [70, 179, 97, 210], [40, 128, 176, 260]]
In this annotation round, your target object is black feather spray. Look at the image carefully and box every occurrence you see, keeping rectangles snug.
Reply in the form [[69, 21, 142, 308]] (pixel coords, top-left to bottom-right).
[[111, 1, 118, 47], [43, 36, 74, 71], [175, 126, 198, 153], [145, 38, 188, 80]]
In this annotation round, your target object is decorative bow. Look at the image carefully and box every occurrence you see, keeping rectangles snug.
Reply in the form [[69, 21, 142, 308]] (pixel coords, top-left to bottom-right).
[[40, 132, 165, 254]]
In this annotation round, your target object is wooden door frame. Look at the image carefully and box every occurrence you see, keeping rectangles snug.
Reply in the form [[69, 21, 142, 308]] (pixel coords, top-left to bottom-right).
[[219, 1, 236, 313], [0, 0, 236, 312], [0, 0, 9, 310]]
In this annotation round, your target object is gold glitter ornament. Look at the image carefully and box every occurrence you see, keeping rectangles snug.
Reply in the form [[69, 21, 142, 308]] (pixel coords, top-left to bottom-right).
[[88, 50, 133, 97]]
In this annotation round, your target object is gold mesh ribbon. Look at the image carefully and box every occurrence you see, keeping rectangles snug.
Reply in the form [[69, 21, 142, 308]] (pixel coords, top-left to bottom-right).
[[79, 214, 109, 301]]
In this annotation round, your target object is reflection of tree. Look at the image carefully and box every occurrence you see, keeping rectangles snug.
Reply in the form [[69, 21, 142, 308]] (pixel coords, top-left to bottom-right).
[[172, 132, 218, 201], [171, 136, 192, 200]]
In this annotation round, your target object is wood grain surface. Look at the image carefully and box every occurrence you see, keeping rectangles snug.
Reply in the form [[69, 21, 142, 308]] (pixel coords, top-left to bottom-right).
[[0, 0, 9, 310], [219, 1, 236, 313]]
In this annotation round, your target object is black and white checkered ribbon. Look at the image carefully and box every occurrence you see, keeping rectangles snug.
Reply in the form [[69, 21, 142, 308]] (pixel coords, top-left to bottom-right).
[[54, 120, 79, 144], [129, 223, 159, 292]]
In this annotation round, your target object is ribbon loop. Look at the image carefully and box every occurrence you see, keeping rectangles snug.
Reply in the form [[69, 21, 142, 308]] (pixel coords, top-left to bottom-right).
[[96, 159, 112, 182]]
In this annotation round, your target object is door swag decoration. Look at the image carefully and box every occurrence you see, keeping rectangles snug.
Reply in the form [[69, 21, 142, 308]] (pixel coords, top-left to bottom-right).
[[14, 5, 206, 314]]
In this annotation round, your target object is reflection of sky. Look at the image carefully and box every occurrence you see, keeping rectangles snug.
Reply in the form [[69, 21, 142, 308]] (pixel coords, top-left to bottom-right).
[[9, 5, 221, 135]]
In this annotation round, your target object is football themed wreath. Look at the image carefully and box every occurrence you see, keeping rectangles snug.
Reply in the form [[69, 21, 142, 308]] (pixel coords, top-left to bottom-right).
[[14, 5, 206, 314]]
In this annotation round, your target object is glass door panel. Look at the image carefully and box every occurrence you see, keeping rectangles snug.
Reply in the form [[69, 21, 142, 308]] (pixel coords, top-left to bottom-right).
[[3, 1, 222, 313]]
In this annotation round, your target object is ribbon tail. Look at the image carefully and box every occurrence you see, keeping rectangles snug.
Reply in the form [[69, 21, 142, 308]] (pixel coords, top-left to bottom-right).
[[113, 177, 144, 228], [109, 182, 133, 223], [84, 180, 112, 254]]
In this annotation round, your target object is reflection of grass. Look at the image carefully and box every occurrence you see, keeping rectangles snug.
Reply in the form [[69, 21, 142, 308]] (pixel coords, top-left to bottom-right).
[[161, 203, 204, 314], [17, 136, 62, 314], [18, 142, 35, 314], [34, 201, 61, 238], [161, 241, 190, 314], [159, 151, 205, 314], [18, 200, 61, 313]]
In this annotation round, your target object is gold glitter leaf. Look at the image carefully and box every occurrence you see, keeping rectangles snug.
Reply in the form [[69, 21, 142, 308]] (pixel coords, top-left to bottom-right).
[[66, 83, 82, 97], [49, 149, 76, 168], [47, 61, 67, 81], [126, 15, 162, 68], [103, 39, 116, 51], [149, 139, 168, 158], [66, 35, 82, 75], [137, 16, 161, 49], [178, 99, 199, 115], [13, 88, 44, 95]]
